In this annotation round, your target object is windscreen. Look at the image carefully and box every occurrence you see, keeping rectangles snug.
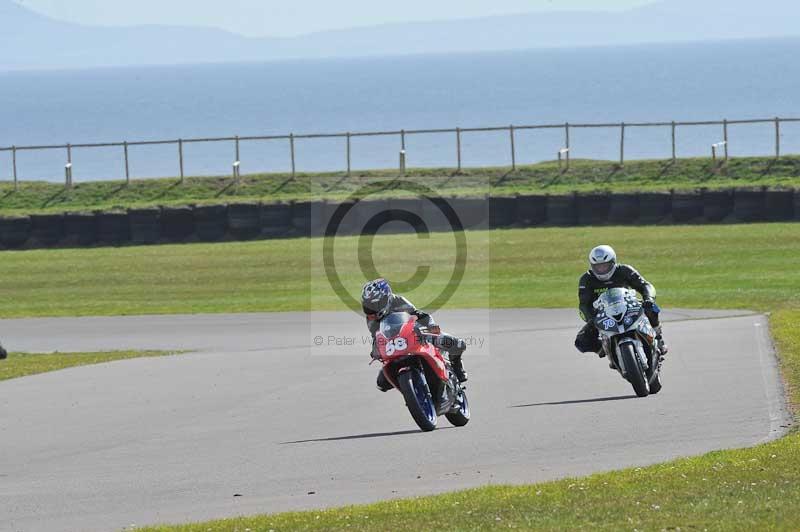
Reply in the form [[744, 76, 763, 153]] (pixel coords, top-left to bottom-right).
[[598, 288, 628, 317], [380, 312, 412, 338]]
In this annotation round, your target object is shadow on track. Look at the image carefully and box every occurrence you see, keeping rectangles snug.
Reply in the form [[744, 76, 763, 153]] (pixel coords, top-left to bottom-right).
[[511, 395, 637, 408], [281, 427, 451, 444]]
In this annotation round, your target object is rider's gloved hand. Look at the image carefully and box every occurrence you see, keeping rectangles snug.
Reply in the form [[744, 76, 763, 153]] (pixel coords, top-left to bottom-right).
[[643, 299, 660, 313], [428, 324, 441, 335], [369, 344, 381, 360]]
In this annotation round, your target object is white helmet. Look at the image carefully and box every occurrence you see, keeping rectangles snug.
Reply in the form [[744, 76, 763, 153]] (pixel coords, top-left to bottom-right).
[[589, 245, 617, 281]]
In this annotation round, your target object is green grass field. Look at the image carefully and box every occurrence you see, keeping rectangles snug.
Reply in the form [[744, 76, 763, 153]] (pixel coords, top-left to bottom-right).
[[0, 155, 798, 215], [0, 350, 179, 382], [0, 223, 797, 530], [0, 223, 795, 318]]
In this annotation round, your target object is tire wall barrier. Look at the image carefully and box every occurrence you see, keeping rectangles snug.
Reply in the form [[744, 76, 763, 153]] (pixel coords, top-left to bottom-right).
[[794, 189, 800, 221], [194, 204, 227, 241], [0, 189, 795, 249], [129, 208, 161, 244]]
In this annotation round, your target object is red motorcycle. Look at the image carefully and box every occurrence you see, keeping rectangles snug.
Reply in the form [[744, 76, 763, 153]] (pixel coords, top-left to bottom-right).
[[375, 312, 470, 432]]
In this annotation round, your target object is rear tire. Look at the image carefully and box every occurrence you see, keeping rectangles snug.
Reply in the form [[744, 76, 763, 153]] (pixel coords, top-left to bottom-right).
[[397, 367, 438, 432], [445, 388, 470, 427], [619, 342, 649, 397]]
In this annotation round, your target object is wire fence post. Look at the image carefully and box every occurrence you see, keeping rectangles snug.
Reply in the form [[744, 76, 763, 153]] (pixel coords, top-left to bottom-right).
[[123, 141, 130, 184], [65, 143, 73, 188], [619, 122, 626, 166], [11, 145, 17, 190], [509, 125, 517, 170], [723, 119, 729, 161], [345, 132, 352, 176], [565, 122, 571, 166], [178, 139, 184, 183], [456, 127, 462, 172], [234, 135, 241, 184], [775, 117, 781, 159], [289, 133, 296, 178], [671, 121, 677, 161], [399, 129, 406, 176]]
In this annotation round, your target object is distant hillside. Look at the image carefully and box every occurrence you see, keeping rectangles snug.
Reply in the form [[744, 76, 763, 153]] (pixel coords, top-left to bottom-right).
[[2, 0, 800, 70]]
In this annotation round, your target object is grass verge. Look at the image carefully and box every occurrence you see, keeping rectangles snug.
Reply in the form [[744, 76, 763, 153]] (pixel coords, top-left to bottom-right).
[[0, 155, 798, 215], [0, 223, 796, 318], [0, 350, 180, 382]]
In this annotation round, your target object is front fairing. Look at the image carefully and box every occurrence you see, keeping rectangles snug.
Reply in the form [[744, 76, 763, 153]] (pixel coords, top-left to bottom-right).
[[594, 289, 645, 336], [377, 312, 448, 381]]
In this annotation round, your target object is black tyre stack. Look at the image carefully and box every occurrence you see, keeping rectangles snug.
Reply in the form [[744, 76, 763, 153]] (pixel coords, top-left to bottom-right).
[[671, 191, 703, 223], [29, 214, 64, 247], [0, 216, 31, 249], [702, 189, 734, 223], [63, 212, 97, 246], [290, 201, 312, 237], [764, 189, 794, 221], [194, 204, 228, 241], [489, 197, 518, 229], [129, 208, 161, 244], [160, 206, 194, 242], [638, 192, 671, 225], [546, 194, 577, 227], [607, 194, 640, 225], [260, 202, 292, 237], [732, 188, 766, 222], [227, 203, 261, 240], [576, 193, 610, 226], [96, 212, 130, 245], [515, 195, 547, 227]]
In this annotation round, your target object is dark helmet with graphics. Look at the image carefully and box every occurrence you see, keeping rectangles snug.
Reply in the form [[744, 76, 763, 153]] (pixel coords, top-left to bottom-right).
[[361, 278, 393, 319]]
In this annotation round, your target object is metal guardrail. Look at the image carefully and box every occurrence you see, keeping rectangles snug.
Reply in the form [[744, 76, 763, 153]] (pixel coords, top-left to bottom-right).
[[1, 116, 797, 189]]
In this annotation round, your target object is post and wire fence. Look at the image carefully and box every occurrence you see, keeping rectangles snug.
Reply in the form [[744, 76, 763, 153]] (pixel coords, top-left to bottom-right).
[[0, 116, 797, 189]]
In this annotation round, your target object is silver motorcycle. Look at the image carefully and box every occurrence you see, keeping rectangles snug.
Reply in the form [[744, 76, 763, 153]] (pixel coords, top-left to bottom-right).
[[593, 288, 664, 397]]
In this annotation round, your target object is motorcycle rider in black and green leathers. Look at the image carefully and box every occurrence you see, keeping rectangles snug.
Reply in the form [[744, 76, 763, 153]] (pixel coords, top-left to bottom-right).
[[575, 245, 668, 357]]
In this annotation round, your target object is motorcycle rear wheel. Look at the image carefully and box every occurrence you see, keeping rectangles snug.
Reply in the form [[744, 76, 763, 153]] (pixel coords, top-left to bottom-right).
[[397, 367, 438, 432], [620, 342, 649, 398]]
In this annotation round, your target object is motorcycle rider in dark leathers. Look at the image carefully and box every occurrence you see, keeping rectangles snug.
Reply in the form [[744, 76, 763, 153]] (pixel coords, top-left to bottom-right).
[[361, 278, 468, 392], [575, 245, 668, 359]]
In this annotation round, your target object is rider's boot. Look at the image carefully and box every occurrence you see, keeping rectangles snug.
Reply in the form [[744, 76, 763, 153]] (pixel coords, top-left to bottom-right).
[[437, 335, 468, 383], [376, 370, 393, 392], [656, 327, 668, 356], [0, 343, 7, 360], [450, 354, 468, 383]]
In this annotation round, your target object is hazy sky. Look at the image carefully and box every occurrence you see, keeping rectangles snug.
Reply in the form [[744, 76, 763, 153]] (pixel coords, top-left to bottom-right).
[[16, 0, 654, 37]]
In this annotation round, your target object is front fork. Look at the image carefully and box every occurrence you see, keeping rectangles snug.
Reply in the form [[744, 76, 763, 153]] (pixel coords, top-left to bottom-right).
[[604, 336, 649, 374]]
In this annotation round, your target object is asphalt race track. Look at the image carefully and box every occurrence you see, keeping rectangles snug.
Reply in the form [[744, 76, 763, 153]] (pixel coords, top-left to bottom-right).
[[0, 309, 790, 532]]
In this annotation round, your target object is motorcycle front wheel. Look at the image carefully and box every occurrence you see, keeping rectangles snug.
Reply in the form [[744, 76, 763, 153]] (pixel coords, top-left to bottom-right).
[[398, 367, 438, 432], [619, 342, 649, 398]]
